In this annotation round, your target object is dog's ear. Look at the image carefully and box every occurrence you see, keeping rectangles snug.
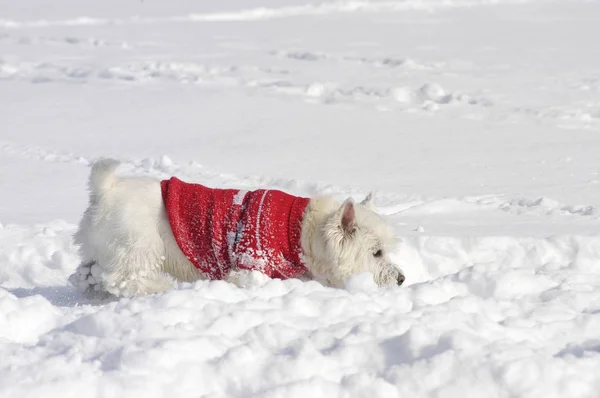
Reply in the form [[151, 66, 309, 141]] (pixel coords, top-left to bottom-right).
[[340, 198, 356, 235], [360, 192, 375, 209]]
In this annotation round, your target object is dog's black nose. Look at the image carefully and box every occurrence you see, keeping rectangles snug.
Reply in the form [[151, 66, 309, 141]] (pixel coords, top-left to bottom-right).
[[397, 274, 405, 286]]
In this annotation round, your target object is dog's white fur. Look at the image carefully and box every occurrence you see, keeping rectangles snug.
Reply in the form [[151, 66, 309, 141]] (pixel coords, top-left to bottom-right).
[[70, 159, 404, 298]]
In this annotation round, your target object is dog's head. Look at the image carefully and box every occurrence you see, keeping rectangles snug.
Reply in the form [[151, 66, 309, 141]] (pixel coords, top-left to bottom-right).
[[314, 193, 405, 288]]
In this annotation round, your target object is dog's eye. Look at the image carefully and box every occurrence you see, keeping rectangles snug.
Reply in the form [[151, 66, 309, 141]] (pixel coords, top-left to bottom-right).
[[373, 249, 383, 258]]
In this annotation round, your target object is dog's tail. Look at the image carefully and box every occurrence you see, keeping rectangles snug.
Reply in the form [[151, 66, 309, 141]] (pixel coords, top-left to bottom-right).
[[89, 158, 120, 195]]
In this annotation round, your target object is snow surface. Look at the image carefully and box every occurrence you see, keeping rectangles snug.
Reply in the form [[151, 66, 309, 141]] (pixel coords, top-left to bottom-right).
[[2, 0, 600, 396]]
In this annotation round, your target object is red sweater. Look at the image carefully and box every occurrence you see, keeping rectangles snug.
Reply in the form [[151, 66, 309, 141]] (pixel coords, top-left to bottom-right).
[[161, 177, 310, 280]]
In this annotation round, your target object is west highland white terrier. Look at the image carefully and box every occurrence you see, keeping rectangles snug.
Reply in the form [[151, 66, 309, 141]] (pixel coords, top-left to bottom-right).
[[69, 159, 405, 297]]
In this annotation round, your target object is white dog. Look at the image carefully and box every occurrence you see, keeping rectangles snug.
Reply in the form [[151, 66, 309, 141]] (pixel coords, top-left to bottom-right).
[[69, 159, 404, 298]]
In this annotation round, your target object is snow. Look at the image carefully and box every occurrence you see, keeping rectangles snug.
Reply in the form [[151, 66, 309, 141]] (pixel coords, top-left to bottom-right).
[[2, 0, 600, 396]]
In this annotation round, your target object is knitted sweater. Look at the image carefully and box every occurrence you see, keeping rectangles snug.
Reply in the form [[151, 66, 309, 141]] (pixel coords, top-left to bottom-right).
[[160, 177, 310, 280]]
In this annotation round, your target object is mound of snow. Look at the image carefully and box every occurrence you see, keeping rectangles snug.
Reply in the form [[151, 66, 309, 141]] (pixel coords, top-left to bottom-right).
[[344, 271, 379, 293]]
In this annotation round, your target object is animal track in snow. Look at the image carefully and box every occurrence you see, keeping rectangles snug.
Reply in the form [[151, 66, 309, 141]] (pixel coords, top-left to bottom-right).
[[510, 103, 600, 130], [0, 58, 491, 113], [500, 197, 598, 218], [272, 49, 443, 70], [0, 59, 285, 85], [0, 33, 133, 49]]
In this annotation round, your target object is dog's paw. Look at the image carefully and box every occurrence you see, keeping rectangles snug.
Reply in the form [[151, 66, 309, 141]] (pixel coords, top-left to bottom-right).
[[69, 262, 93, 291], [70, 262, 174, 298], [69, 262, 111, 299]]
